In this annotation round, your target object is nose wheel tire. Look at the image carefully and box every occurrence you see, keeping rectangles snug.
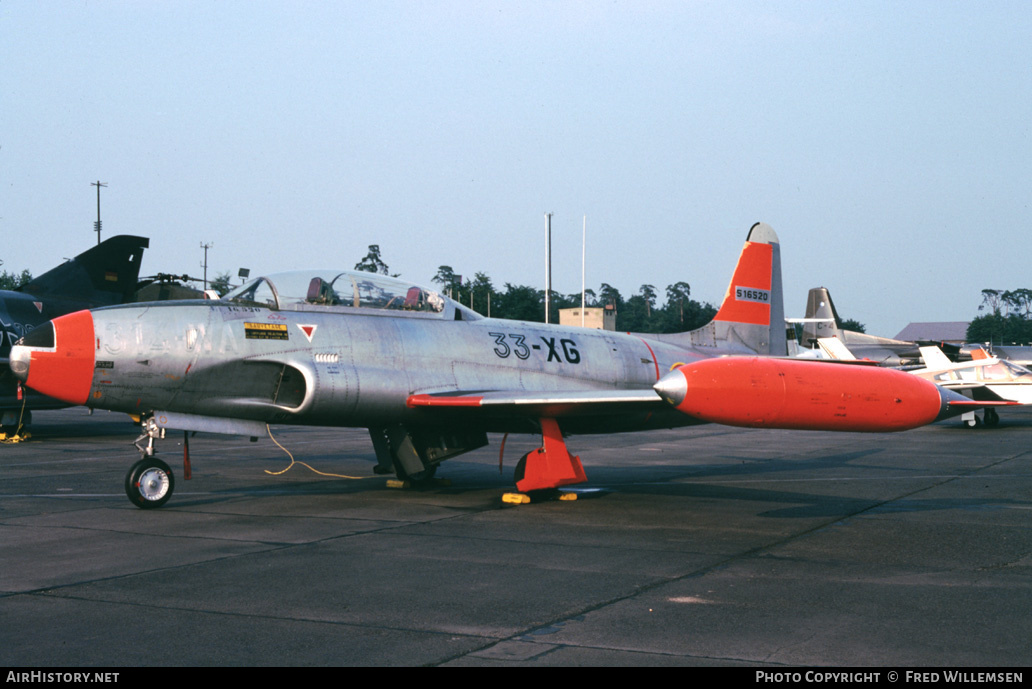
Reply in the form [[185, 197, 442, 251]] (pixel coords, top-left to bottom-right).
[[125, 458, 175, 509]]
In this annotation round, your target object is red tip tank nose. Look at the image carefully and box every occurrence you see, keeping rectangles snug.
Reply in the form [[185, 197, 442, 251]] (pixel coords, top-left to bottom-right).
[[654, 357, 944, 432], [9, 310, 96, 406]]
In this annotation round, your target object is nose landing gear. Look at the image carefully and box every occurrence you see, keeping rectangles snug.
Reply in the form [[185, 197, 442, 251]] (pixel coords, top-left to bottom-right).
[[125, 457, 174, 508], [126, 416, 175, 508]]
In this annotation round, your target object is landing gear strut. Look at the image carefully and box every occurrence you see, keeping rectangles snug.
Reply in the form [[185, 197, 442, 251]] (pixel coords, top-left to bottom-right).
[[963, 408, 1000, 429], [125, 416, 176, 508], [369, 424, 484, 488]]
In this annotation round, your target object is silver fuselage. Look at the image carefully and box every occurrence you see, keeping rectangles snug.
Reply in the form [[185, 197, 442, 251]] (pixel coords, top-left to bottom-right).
[[86, 298, 735, 435]]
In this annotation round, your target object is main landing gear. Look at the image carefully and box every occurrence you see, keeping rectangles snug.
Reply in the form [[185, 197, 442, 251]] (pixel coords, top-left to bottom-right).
[[962, 408, 1000, 429], [369, 424, 485, 489], [369, 419, 591, 505], [120, 416, 592, 507]]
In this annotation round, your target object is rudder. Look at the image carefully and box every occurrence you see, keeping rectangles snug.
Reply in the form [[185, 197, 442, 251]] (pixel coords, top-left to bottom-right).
[[709, 222, 785, 355], [651, 222, 786, 355], [800, 287, 841, 346]]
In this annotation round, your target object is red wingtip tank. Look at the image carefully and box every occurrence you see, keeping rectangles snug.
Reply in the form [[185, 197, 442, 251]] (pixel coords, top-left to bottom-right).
[[653, 357, 972, 432]]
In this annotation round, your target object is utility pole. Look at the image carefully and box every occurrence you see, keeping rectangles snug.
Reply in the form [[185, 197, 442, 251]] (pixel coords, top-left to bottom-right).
[[581, 215, 586, 328], [91, 181, 107, 244], [200, 242, 213, 290], [544, 212, 552, 324]]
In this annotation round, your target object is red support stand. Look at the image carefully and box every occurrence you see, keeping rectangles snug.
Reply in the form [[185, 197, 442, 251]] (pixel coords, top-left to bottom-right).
[[182, 431, 192, 480], [514, 418, 588, 493]]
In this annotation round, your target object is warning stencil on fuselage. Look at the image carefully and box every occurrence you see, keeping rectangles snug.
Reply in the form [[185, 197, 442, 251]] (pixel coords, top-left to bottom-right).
[[244, 322, 289, 340]]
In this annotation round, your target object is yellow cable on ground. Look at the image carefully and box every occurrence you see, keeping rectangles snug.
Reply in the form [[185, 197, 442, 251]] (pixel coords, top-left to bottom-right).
[[263, 424, 371, 479]]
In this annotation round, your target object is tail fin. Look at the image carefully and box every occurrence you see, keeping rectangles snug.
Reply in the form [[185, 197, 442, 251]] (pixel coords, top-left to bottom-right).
[[654, 222, 785, 355], [19, 235, 149, 309], [801, 287, 842, 346], [918, 346, 954, 370], [970, 347, 991, 361]]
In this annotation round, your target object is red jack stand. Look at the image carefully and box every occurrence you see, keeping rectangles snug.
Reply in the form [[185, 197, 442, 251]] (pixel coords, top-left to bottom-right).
[[512, 418, 587, 494]]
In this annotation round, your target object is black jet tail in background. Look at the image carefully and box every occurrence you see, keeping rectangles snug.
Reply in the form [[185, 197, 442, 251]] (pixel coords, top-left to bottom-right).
[[18, 235, 150, 310]]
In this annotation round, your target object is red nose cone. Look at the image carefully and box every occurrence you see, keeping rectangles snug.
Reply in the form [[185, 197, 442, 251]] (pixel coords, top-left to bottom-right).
[[18, 310, 96, 406], [659, 357, 944, 432]]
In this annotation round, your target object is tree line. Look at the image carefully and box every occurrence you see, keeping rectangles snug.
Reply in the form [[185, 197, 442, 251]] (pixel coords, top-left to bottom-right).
[[1, 245, 718, 335], [967, 289, 1032, 344], [0, 269, 32, 290], [355, 245, 717, 333]]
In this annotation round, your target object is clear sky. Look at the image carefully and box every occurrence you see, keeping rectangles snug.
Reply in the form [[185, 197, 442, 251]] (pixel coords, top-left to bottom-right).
[[2, 1, 1029, 337]]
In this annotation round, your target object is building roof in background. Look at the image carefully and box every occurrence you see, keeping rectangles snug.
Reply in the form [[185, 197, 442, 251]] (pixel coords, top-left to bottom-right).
[[894, 322, 969, 342]]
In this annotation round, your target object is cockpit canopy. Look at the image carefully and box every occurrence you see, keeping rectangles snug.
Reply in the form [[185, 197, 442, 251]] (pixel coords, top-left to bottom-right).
[[931, 359, 1032, 383], [224, 270, 444, 314], [222, 270, 468, 318]]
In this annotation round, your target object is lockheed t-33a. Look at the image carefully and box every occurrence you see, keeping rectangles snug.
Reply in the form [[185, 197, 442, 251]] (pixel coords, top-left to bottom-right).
[[9, 223, 991, 508]]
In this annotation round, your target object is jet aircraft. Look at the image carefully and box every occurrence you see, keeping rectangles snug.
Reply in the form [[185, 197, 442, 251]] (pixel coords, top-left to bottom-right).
[[10, 223, 988, 507], [959, 343, 1032, 368], [795, 287, 960, 366], [0, 235, 148, 436], [812, 337, 1027, 428]]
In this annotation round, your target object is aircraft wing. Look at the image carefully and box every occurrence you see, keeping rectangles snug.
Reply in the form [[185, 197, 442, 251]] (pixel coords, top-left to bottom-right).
[[407, 388, 664, 417], [409, 351, 941, 420], [935, 381, 1012, 403]]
